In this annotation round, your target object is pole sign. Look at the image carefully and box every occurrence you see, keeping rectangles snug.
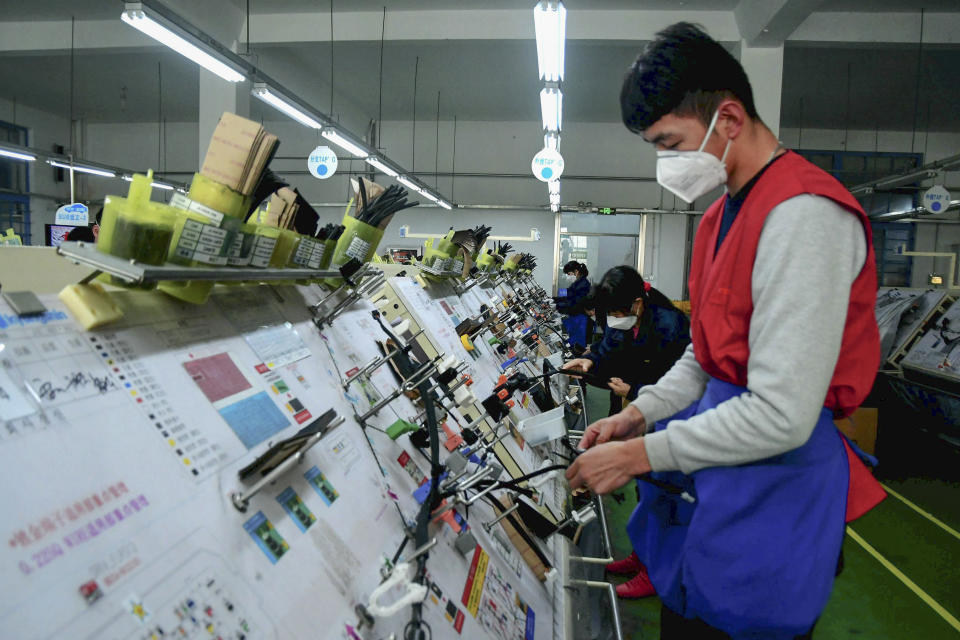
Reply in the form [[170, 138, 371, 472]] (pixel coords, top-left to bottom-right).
[[307, 145, 338, 180], [922, 185, 951, 213], [55, 202, 89, 226], [532, 148, 564, 182]]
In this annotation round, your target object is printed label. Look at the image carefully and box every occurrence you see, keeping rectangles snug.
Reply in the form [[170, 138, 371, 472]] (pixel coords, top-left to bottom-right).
[[173, 219, 228, 265], [450, 259, 464, 274], [170, 193, 226, 225], [226, 232, 254, 267], [344, 236, 371, 262], [249, 235, 277, 268], [291, 238, 322, 269]]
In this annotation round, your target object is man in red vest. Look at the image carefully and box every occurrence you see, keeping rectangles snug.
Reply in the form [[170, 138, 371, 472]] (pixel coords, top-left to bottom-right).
[[565, 22, 885, 639]]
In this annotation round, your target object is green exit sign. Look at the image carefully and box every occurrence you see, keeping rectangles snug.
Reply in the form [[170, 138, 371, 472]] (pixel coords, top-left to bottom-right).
[[597, 207, 616, 215]]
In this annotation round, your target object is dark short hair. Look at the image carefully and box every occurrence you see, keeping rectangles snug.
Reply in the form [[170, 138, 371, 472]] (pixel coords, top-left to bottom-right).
[[65, 225, 96, 243], [596, 266, 676, 313], [563, 260, 587, 277], [620, 22, 758, 134]]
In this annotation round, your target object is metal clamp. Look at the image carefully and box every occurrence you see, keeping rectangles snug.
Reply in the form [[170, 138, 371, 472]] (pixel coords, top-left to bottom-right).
[[367, 562, 428, 618], [313, 267, 386, 328], [229, 416, 345, 512], [482, 502, 520, 533], [357, 357, 441, 423]]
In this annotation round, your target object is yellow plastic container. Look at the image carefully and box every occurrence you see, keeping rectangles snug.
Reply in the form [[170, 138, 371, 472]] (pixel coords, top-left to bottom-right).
[[97, 173, 177, 290], [251, 224, 281, 268], [187, 172, 250, 219], [271, 229, 300, 269], [322, 215, 385, 286]]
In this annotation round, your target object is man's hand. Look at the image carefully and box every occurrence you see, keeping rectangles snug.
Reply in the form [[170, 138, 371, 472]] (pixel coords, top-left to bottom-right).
[[562, 358, 593, 373], [607, 377, 631, 397], [565, 438, 651, 495], [580, 405, 646, 449]]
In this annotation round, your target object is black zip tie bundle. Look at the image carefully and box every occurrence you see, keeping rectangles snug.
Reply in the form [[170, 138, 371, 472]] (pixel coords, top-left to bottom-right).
[[354, 180, 420, 229]]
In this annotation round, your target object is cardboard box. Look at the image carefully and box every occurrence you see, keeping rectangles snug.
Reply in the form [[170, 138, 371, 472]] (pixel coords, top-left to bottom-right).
[[834, 407, 878, 455], [200, 112, 278, 196]]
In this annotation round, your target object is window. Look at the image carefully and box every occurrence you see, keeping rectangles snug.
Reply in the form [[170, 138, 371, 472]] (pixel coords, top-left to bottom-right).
[[872, 223, 913, 288], [0, 120, 30, 245]]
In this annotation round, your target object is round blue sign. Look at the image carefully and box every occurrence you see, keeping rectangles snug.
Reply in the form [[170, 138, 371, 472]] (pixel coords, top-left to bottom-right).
[[931, 201, 942, 212], [317, 164, 328, 176], [541, 167, 553, 180]]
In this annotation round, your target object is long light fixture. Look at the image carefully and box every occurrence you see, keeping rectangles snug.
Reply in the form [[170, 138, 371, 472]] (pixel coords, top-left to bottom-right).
[[122, 175, 175, 190], [47, 160, 117, 178], [437, 200, 453, 210], [322, 129, 369, 158], [397, 176, 424, 194], [541, 85, 563, 132], [534, 1, 566, 83], [0, 148, 35, 162], [252, 84, 322, 129], [365, 156, 399, 177], [121, 3, 245, 83]]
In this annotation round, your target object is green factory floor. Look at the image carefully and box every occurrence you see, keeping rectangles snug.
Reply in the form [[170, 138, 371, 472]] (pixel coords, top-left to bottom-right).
[[582, 390, 960, 639]]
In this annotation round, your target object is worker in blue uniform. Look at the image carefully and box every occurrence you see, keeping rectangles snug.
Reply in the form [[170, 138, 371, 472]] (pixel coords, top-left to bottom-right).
[[554, 260, 592, 353]]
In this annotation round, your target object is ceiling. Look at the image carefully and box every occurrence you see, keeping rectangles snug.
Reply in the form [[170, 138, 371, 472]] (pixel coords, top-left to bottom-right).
[[0, 1, 958, 134]]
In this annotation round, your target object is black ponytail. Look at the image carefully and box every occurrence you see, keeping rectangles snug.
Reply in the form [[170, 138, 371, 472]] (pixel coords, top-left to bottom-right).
[[563, 260, 588, 278], [595, 265, 677, 313]]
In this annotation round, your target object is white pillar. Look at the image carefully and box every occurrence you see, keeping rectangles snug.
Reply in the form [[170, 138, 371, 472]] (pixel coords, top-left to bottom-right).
[[739, 43, 784, 139]]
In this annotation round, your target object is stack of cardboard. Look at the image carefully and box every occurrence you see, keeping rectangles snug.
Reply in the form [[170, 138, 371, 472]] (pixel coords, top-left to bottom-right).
[[200, 112, 279, 196], [263, 187, 299, 230]]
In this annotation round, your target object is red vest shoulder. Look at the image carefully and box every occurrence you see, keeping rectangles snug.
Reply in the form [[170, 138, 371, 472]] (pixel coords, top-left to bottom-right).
[[688, 151, 880, 417]]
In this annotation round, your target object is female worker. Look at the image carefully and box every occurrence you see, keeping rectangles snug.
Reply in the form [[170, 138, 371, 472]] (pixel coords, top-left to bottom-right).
[[554, 260, 592, 353], [562, 266, 690, 599]]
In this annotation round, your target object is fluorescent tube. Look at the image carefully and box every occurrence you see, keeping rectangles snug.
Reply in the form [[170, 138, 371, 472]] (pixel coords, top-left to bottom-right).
[[252, 84, 323, 129], [534, 1, 566, 82], [397, 176, 424, 194], [437, 200, 453, 210], [48, 160, 116, 178], [540, 85, 563, 132], [0, 148, 35, 162], [121, 4, 245, 83], [322, 129, 368, 158], [365, 156, 399, 177]]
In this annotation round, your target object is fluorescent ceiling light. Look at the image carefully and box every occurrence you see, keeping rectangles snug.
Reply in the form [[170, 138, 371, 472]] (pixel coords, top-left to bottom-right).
[[48, 160, 116, 178], [252, 84, 322, 129], [437, 200, 453, 210], [121, 3, 245, 83], [365, 156, 399, 177], [0, 148, 35, 162], [534, 1, 566, 83], [544, 133, 560, 151], [548, 181, 560, 195], [421, 191, 441, 204], [540, 85, 563, 132], [121, 175, 177, 190], [397, 176, 424, 194], [322, 129, 368, 158]]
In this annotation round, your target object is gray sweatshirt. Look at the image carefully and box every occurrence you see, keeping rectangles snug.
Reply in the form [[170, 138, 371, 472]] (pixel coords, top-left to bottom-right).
[[633, 194, 867, 474]]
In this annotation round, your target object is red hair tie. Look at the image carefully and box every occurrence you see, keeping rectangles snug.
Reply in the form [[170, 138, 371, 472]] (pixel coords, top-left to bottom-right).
[[644, 281, 652, 292]]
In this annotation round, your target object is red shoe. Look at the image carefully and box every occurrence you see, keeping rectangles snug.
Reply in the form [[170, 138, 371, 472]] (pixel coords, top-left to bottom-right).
[[615, 567, 656, 599], [605, 551, 642, 576]]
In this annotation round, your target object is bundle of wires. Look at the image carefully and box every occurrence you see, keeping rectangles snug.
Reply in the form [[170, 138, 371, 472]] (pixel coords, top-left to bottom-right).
[[355, 178, 420, 229], [316, 222, 345, 241]]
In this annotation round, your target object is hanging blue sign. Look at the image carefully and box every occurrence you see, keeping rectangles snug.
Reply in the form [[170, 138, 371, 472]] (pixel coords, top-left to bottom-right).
[[307, 145, 338, 180]]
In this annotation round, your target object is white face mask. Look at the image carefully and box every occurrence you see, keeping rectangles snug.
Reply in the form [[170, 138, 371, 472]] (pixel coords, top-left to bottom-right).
[[655, 109, 732, 204], [606, 315, 636, 330], [564, 273, 576, 282]]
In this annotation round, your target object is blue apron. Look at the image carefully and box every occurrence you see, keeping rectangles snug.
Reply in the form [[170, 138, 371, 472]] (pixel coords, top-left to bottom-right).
[[562, 314, 589, 348], [628, 377, 849, 638]]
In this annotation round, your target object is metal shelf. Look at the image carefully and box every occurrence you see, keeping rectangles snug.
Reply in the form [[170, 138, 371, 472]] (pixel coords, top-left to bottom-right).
[[57, 241, 345, 285]]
